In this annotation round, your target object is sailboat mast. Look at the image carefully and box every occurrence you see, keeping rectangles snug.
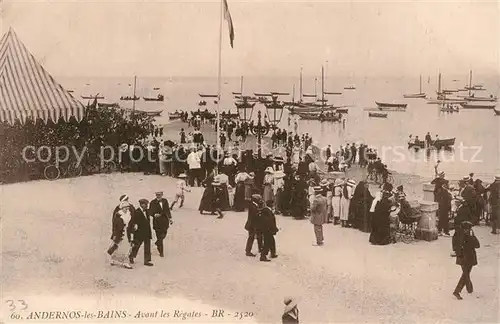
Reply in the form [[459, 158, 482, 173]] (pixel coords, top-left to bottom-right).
[[438, 73, 442, 94], [132, 75, 137, 112], [292, 84, 295, 103], [469, 70, 472, 96], [419, 75, 422, 94], [314, 78, 317, 98], [240, 76, 244, 96], [299, 67, 303, 102], [321, 65, 325, 105]]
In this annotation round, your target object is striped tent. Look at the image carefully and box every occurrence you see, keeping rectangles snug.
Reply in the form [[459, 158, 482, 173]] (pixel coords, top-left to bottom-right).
[[0, 28, 86, 124]]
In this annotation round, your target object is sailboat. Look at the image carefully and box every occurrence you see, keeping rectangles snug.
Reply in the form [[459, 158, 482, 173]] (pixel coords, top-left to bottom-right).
[[426, 73, 467, 104], [463, 70, 496, 102], [234, 76, 256, 109], [404, 75, 426, 98]]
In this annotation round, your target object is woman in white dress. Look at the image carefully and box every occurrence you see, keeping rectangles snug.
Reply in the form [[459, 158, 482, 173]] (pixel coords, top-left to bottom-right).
[[332, 179, 343, 225], [107, 201, 133, 269], [340, 179, 356, 227]]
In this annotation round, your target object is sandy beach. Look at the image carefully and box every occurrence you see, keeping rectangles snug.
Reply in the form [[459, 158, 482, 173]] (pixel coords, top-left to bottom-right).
[[2, 171, 499, 323]]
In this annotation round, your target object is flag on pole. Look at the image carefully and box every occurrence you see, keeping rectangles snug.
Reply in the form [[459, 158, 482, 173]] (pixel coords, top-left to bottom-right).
[[223, 0, 234, 48]]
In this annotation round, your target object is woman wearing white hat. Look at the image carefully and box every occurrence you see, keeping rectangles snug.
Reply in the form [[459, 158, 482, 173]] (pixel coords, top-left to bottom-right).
[[263, 167, 275, 209], [340, 179, 355, 227]]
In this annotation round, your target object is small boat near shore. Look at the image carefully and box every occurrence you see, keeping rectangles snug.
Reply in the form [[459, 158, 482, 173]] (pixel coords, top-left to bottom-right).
[[408, 138, 456, 149], [82, 95, 104, 100], [375, 101, 407, 110], [199, 93, 218, 98], [298, 112, 341, 122], [324, 91, 342, 95], [369, 112, 388, 118], [120, 95, 139, 101], [464, 95, 497, 102], [98, 102, 119, 108], [288, 105, 340, 114], [143, 94, 164, 102], [140, 110, 163, 117], [494, 109, 500, 116], [460, 102, 497, 109]]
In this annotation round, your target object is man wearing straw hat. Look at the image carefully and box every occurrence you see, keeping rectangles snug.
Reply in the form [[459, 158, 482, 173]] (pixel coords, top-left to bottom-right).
[[310, 186, 328, 246], [485, 174, 500, 234]]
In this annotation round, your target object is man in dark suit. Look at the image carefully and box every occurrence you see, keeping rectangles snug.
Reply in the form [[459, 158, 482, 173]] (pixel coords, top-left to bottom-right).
[[245, 194, 263, 257], [148, 191, 173, 257], [129, 199, 153, 266]]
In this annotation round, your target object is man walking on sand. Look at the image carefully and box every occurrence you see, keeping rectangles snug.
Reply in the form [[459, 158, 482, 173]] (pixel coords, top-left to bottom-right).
[[148, 191, 173, 257], [129, 199, 154, 267], [310, 186, 328, 246]]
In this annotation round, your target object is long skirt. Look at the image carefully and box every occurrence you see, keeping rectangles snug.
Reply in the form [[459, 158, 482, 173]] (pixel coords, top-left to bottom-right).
[[199, 187, 215, 212], [244, 183, 253, 201], [220, 184, 231, 211], [263, 184, 274, 206], [233, 182, 247, 211], [340, 198, 351, 221], [332, 196, 341, 218]]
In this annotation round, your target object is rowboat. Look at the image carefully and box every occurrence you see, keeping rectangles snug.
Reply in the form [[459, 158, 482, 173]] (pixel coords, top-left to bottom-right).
[[288, 105, 340, 114], [408, 138, 455, 149], [82, 95, 104, 100], [120, 95, 139, 101], [403, 93, 426, 99], [143, 94, 164, 102], [369, 112, 387, 118], [375, 101, 407, 109], [142, 110, 163, 117], [298, 112, 341, 122], [460, 102, 497, 109], [198, 93, 218, 98]]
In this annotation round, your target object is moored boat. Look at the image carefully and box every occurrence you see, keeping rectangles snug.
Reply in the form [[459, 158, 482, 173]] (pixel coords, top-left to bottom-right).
[[494, 109, 500, 116], [298, 112, 341, 122], [82, 95, 104, 100], [199, 93, 218, 98], [98, 102, 119, 108], [464, 95, 497, 102], [270, 92, 290, 96], [324, 91, 342, 95], [141, 110, 163, 117], [336, 108, 348, 114], [344, 86, 356, 90], [368, 112, 387, 118], [403, 93, 426, 99], [254, 92, 272, 97], [302, 93, 316, 98], [375, 101, 407, 109], [460, 102, 497, 109], [288, 105, 339, 114], [120, 95, 139, 101]]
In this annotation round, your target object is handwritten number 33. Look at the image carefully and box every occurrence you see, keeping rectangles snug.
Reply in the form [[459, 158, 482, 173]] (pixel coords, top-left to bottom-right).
[[5, 300, 28, 311]]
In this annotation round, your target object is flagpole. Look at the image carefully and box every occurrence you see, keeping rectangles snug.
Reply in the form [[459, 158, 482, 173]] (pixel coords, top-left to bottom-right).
[[216, 0, 224, 174]]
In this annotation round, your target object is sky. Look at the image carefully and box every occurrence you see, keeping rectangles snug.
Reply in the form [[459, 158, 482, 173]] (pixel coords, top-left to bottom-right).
[[1, 0, 499, 78]]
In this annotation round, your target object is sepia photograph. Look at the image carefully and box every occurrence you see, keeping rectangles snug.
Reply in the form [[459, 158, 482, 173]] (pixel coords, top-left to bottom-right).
[[1, 0, 499, 323]]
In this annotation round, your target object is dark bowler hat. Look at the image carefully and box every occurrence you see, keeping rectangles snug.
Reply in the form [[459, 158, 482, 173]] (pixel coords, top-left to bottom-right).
[[139, 199, 149, 205]]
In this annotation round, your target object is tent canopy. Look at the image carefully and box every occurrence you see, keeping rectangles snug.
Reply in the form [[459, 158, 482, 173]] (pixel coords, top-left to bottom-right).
[[0, 28, 86, 124]]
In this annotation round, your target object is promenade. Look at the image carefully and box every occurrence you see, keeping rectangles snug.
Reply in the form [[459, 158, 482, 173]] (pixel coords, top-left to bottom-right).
[[2, 172, 499, 323]]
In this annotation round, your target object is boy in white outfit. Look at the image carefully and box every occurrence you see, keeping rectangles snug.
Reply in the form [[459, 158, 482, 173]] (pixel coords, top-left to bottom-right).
[[170, 173, 191, 210]]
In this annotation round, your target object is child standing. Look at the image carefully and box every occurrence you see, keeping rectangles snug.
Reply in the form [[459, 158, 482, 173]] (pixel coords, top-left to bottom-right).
[[170, 173, 191, 210]]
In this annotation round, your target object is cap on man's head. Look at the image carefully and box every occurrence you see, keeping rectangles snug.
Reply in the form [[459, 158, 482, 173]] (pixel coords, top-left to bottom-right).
[[139, 199, 149, 205]]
